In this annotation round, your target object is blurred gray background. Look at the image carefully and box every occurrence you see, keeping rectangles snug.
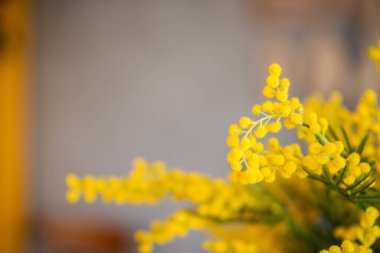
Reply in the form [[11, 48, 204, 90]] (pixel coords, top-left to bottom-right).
[[34, 0, 380, 252]]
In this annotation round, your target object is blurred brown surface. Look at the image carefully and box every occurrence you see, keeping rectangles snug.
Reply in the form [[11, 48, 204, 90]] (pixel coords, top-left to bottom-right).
[[251, 0, 359, 22], [32, 214, 131, 253]]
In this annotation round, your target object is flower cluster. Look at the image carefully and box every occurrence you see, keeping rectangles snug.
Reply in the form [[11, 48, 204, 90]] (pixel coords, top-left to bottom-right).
[[321, 207, 380, 253], [67, 159, 286, 253], [226, 64, 306, 184], [227, 63, 380, 204], [135, 210, 207, 253], [67, 41, 380, 253]]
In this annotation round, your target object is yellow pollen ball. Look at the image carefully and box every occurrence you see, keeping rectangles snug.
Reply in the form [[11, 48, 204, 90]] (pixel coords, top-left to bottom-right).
[[272, 155, 285, 166], [231, 161, 242, 171], [280, 78, 290, 89], [231, 148, 243, 160], [266, 75, 280, 88], [276, 90, 288, 102], [226, 153, 233, 163], [343, 175, 356, 185], [268, 63, 282, 76], [365, 207, 379, 226], [244, 149, 253, 158], [268, 121, 282, 133], [281, 105, 292, 116], [341, 240, 355, 253], [284, 161, 297, 174], [284, 118, 296, 129], [329, 245, 342, 253], [226, 135, 240, 147], [307, 113, 318, 124], [246, 169, 264, 183], [229, 124, 241, 135], [252, 104, 262, 115], [262, 101, 273, 112], [268, 137, 279, 148], [360, 163, 371, 174], [261, 167, 272, 177], [310, 123, 321, 134], [334, 156, 347, 170], [239, 117, 252, 128], [262, 86, 276, 98], [253, 142, 264, 152], [290, 113, 303, 125], [348, 166, 361, 177], [254, 125, 267, 138], [363, 90, 377, 105], [66, 190, 80, 203], [336, 141, 345, 153], [66, 174, 81, 188], [347, 153, 361, 166], [259, 155, 268, 165], [290, 97, 301, 109], [309, 142, 323, 154], [249, 136, 257, 146], [240, 137, 252, 149], [324, 143, 337, 154]]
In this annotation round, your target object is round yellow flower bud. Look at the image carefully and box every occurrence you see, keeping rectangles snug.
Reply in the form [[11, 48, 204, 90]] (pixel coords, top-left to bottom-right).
[[309, 142, 323, 154], [359, 162, 371, 174], [253, 142, 264, 152], [231, 161, 242, 171], [239, 117, 252, 128], [276, 90, 288, 102], [266, 75, 280, 88], [231, 148, 243, 160], [290, 113, 303, 125], [328, 245, 342, 253], [324, 143, 337, 154], [280, 78, 290, 89], [310, 123, 321, 134], [229, 124, 241, 135], [268, 63, 282, 76], [252, 104, 262, 115], [254, 125, 267, 138], [226, 135, 240, 147], [347, 153, 361, 166], [262, 101, 273, 112], [341, 240, 355, 253], [290, 97, 301, 109], [272, 155, 285, 166], [240, 137, 252, 149], [284, 118, 296, 129], [343, 175, 356, 185], [262, 86, 276, 98], [268, 121, 282, 133]]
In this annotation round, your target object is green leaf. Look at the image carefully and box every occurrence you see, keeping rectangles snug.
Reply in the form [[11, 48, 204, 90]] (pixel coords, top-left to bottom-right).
[[356, 133, 369, 156], [346, 169, 375, 192], [369, 160, 377, 168], [328, 126, 339, 141], [340, 126, 352, 152], [351, 175, 378, 195], [336, 164, 348, 186], [322, 166, 333, 184]]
